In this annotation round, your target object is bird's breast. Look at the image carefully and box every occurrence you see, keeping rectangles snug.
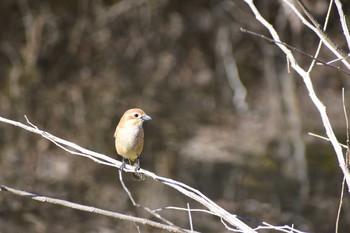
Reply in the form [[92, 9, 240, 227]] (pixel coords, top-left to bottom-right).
[[115, 126, 144, 161]]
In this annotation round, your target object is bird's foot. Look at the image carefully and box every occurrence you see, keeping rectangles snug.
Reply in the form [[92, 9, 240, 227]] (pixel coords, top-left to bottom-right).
[[134, 158, 141, 171], [134, 164, 140, 171], [120, 158, 126, 171]]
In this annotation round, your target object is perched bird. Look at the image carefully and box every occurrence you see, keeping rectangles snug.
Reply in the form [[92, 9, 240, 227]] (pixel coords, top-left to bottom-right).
[[114, 108, 151, 180]]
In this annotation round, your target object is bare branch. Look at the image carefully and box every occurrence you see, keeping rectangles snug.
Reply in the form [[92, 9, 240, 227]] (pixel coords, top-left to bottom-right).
[[118, 169, 137, 205], [0, 185, 187, 233], [118, 169, 178, 228], [154, 206, 218, 216], [307, 0, 333, 73], [335, 88, 350, 232], [240, 28, 350, 76], [256, 222, 307, 233], [335, 177, 345, 233], [308, 132, 347, 149], [334, 0, 350, 50], [342, 88, 350, 166], [243, 0, 350, 192], [187, 203, 193, 232], [286, 0, 350, 69]]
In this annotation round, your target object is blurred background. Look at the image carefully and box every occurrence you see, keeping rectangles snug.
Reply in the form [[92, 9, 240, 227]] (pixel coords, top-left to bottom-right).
[[1, 0, 350, 232]]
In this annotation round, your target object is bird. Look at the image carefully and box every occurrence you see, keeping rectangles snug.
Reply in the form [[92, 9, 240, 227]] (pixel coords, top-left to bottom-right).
[[114, 108, 151, 180]]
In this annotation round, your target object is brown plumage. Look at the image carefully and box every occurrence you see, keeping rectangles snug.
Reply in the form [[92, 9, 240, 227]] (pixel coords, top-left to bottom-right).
[[114, 108, 151, 180]]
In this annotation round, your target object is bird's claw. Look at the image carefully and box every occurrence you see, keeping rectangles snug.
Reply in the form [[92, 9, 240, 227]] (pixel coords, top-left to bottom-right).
[[134, 158, 141, 171], [120, 158, 126, 171]]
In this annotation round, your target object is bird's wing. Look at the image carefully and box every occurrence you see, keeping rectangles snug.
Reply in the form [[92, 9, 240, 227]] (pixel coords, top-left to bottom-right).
[[113, 127, 118, 138]]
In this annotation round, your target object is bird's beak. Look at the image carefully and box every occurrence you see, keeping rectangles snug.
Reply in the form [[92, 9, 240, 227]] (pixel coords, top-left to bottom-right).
[[142, 115, 152, 121]]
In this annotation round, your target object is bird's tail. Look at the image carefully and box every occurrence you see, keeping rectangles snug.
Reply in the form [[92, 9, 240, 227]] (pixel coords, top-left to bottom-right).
[[129, 159, 144, 181], [132, 172, 144, 181]]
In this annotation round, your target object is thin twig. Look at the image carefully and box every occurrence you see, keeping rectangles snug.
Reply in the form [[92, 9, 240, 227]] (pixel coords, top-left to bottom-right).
[[134, 223, 141, 233], [317, 54, 350, 66], [342, 88, 350, 165], [220, 219, 307, 233], [154, 206, 218, 216], [118, 167, 179, 228], [240, 28, 350, 76], [187, 203, 193, 232], [257, 222, 307, 233], [335, 177, 345, 233], [308, 132, 347, 148], [342, 89, 349, 137], [307, 0, 333, 73], [24, 115, 38, 129], [118, 169, 137, 205]]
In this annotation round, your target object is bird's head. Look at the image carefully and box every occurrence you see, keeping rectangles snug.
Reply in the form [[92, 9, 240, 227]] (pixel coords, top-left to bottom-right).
[[118, 108, 152, 128]]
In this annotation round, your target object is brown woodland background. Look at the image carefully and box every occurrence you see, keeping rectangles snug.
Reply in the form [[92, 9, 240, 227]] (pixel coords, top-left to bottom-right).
[[1, 0, 350, 232]]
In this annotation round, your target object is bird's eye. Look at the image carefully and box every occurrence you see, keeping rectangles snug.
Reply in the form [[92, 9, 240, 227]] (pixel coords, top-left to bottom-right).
[[133, 113, 139, 118]]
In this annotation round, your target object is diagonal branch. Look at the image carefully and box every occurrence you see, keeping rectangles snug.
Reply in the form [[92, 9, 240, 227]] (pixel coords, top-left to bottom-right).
[[283, 0, 350, 70], [334, 0, 350, 50], [0, 185, 188, 233], [307, 0, 333, 73], [118, 169, 178, 227], [243, 0, 350, 192]]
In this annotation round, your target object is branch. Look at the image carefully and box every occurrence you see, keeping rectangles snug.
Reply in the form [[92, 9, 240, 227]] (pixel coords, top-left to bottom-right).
[[240, 28, 350, 76], [243, 0, 350, 191], [307, 0, 333, 73], [0, 185, 187, 233], [287, 0, 350, 69], [334, 0, 350, 50], [118, 169, 178, 228], [308, 132, 347, 148], [0, 115, 256, 232]]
